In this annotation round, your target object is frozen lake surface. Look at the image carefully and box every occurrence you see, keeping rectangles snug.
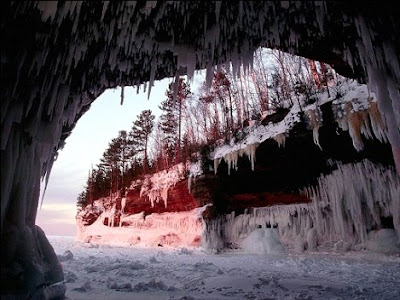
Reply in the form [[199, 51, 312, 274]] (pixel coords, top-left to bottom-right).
[[49, 236, 400, 300]]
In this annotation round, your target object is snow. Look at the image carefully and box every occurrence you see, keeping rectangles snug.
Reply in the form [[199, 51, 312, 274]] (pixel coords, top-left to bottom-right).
[[49, 235, 400, 299]]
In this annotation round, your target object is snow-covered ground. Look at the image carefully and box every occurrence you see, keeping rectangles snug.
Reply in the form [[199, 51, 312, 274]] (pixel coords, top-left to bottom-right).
[[50, 236, 400, 300]]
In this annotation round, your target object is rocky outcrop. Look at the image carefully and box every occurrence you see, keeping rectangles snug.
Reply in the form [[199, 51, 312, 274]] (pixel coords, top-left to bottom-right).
[[124, 179, 200, 216]]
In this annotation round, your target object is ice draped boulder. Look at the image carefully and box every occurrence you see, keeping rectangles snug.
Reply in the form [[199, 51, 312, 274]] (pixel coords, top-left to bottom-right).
[[241, 227, 287, 255], [366, 229, 400, 254]]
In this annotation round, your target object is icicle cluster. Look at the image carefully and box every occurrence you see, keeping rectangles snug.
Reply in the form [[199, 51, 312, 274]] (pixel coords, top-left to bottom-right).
[[334, 99, 388, 151], [139, 163, 186, 208], [205, 160, 399, 251], [214, 143, 260, 175]]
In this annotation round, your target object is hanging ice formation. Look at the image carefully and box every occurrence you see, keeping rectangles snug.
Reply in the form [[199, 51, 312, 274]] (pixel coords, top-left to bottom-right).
[[204, 160, 399, 251], [214, 143, 260, 175], [214, 88, 389, 175], [188, 161, 203, 193], [333, 99, 389, 151], [139, 163, 186, 208], [305, 108, 323, 150]]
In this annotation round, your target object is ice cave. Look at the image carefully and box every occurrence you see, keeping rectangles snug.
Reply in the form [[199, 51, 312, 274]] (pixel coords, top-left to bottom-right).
[[1, 1, 399, 299]]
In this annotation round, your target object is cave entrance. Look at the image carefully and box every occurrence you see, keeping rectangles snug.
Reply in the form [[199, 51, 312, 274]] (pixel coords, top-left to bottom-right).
[[37, 48, 342, 238]]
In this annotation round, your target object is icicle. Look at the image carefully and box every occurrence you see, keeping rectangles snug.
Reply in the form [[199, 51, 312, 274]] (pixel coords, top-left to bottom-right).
[[101, 1, 109, 21], [273, 133, 286, 148], [306, 108, 323, 150], [36, 1, 58, 22], [205, 63, 214, 91], [188, 175, 192, 193], [147, 58, 157, 99], [244, 143, 259, 171], [215, 1, 222, 23], [161, 187, 168, 208], [120, 86, 125, 105], [173, 73, 180, 104], [214, 158, 221, 175], [121, 197, 126, 214]]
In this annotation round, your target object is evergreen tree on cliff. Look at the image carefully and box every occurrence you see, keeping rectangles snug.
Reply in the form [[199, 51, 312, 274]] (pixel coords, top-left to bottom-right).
[[130, 110, 155, 173], [160, 78, 191, 164], [158, 96, 178, 166]]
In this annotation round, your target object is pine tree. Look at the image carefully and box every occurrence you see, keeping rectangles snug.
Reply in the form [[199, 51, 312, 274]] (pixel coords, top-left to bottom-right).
[[158, 96, 179, 165], [130, 109, 155, 173], [165, 78, 191, 163], [76, 190, 88, 211], [98, 130, 132, 195]]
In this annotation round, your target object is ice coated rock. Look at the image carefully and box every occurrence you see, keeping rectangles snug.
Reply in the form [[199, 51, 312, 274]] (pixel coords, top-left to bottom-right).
[[241, 228, 287, 255], [366, 229, 400, 254]]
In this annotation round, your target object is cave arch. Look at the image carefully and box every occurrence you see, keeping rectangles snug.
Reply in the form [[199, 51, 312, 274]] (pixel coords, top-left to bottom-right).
[[1, 1, 399, 298]]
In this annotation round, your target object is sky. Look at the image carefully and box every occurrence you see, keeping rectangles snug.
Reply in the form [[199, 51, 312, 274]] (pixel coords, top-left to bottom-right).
[[36, 72, 206, 236], [36, 79, 172, 236]]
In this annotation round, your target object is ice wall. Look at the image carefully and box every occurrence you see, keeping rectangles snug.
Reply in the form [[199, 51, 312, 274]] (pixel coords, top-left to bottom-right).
[[77, 206, 205, 248], [204, 160, 399, 251], [139, 163, 187, 208]]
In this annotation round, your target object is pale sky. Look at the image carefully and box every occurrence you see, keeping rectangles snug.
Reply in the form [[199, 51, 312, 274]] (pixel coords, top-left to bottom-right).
[[36, 72, 206, 236], [36, 78, 173, 236]]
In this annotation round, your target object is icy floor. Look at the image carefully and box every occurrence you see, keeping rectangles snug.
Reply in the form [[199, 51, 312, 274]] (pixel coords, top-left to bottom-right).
[[49, 236, 400, 300]]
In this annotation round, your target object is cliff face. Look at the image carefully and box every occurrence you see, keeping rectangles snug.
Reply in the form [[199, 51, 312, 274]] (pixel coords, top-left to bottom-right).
[[77, 93, 397, 252], [124, 179, 199, 216]]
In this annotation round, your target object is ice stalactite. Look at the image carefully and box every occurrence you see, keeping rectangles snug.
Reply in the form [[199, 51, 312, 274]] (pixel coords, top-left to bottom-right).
[[344, 13, 400, 173], [121, 197, 126, 214], [204, 160, 399, 251], [223, 151, 239, 175], [365, 66, 400, 174], [244, 143, 259, 171], [333, 100, 388, 152], [214, 158, 221, 175], [306, 108, 323, 150], [273, 133, 286, 148]]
